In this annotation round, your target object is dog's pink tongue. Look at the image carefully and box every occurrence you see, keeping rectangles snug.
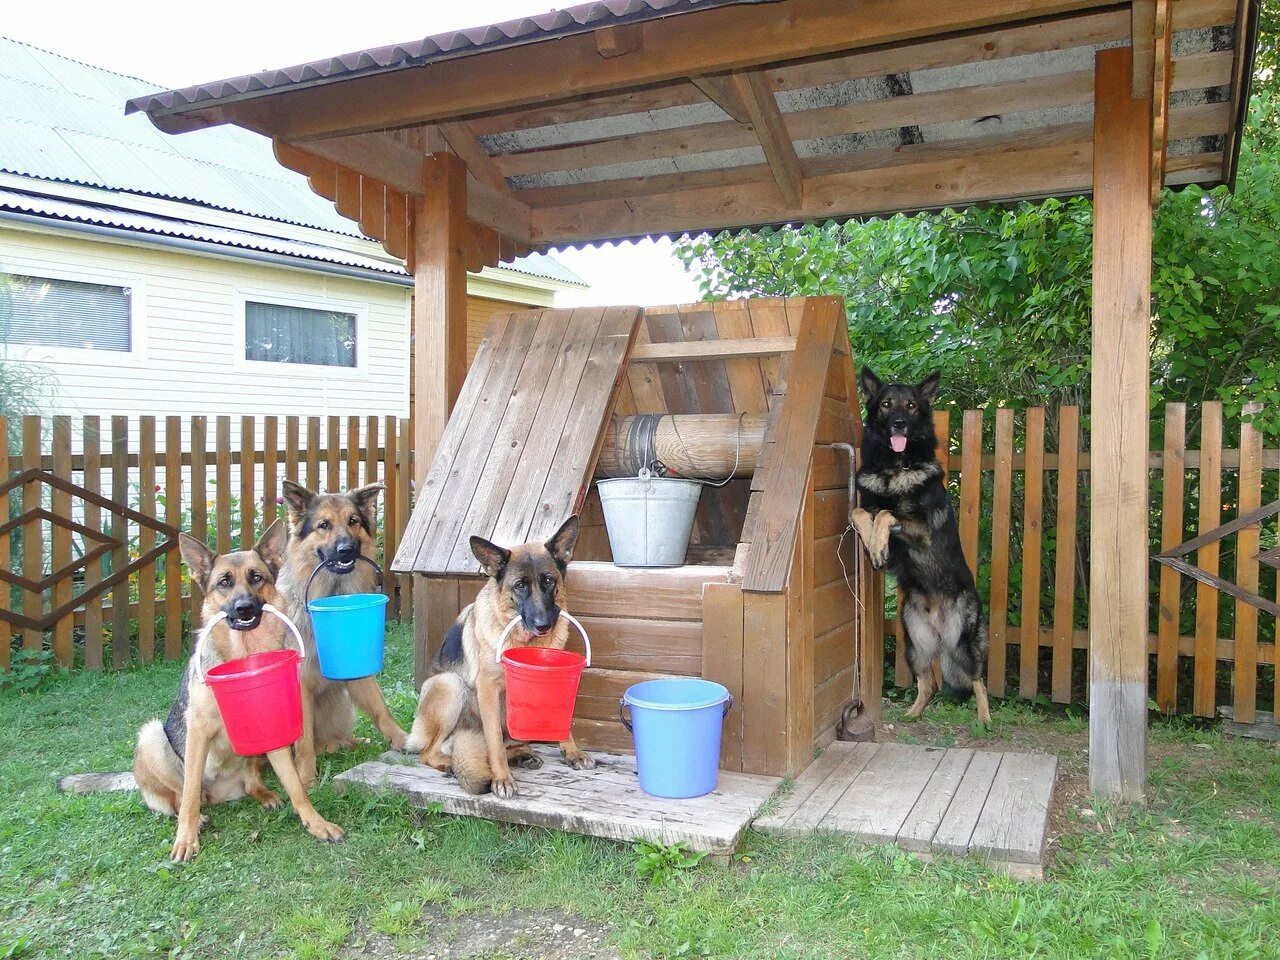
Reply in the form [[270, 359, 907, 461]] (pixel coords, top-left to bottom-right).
[[890, 435, 908, 453]]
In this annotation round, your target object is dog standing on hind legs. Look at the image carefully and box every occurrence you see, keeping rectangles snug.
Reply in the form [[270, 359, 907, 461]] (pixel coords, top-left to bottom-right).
[[277, 480, 408, 786], [850, 367, 991, 726], [132, 522, 343, 861], [405, 516, 594, 798]]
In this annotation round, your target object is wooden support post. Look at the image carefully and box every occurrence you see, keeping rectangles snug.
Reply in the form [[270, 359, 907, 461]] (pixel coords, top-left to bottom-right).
[[412, 151, 468, 677], [1089, 47, 1152, 803]]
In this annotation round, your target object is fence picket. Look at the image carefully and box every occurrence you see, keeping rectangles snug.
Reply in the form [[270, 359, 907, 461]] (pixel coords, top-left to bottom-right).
[[1050, 406, 1079, 704], [1156, 404, 1187, 712], [189, 416, 208, 629], [396, 416, 412, 620], [347, 416, 361, 490], [240, 416, 256, 548], [307, 417, 321, 491], [383, 416, 399, 606], [263, 415, 279, 532], [959, 410, 982, 574], [22, 416, 43, 651], [111, 416, 130, 667], [1232, 404, 1263, 723], [0, 418, 9, 669], [987, 409, 1014, 698], [137, 416, 157, 662], [164, 416, 184, 659], [1193, 402, 1223, 716], [326, 417, 340, 492], [1019, 408, 1046, 699], [81, 418, 105, 670], [285, 415, 300, 487], [51, 417, 73, 667], [215, 416, 232, 555]]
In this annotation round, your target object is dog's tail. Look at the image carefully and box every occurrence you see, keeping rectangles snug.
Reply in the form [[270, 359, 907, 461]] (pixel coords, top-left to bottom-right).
[[450, 728, 493, 795], [56, 770, 138, 794]]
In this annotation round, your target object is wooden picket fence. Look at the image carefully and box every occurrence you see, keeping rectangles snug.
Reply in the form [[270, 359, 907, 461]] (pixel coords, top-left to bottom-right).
[[885, 402, 1279, 722], [0, 414, 413, 672]]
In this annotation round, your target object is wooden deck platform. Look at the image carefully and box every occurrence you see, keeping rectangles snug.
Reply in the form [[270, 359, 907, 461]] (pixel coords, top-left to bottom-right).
[[754, 742, 1058, 879], [335, 747, 781, 857]]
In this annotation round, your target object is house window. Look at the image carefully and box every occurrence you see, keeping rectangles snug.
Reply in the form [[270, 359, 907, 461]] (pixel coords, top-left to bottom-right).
[[244, 300, 358, 367], [0, 274, 132, 351]]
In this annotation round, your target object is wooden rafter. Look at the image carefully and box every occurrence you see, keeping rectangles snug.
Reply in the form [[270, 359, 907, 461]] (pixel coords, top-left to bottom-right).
[[690, 74, 751, 123], [729, 69, 801, 207], [438, 121, 509, 192], [595, 23, 643, 59], [1150, 0, 1174, 204], [216, 0, 1114, 141]]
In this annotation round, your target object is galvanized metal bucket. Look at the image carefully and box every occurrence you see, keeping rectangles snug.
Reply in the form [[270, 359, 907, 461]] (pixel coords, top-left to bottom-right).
[[596, 470, 702, 567]]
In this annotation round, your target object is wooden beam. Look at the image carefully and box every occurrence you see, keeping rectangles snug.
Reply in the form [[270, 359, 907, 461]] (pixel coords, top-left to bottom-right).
[[438, 121, 509, 192], [1131, 0, 1156, 100], [1088, 46, 1151, 803], [414, 151, 469, 476], [595, 24, 644, 59], [690, 74, 751, 122], [629, 336, 796, 362], [1150, 0, 1173, 203], [218, 0, 1115, 140], [731, 70, 801, 206]]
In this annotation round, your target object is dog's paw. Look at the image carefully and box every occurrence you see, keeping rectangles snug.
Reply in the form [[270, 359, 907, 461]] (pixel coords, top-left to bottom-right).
[[513, 753, 544, 770], [303, 815, 345, 843], [169, 832, 200, 863], [252, 788, 282, 810], [387, 731, 407, 752], [563, 751, 596, 771], [492, 775, 518, 799]]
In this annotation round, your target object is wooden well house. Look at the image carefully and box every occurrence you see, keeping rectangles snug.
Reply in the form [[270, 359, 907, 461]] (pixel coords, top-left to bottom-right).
[[389, 295, 867, 777]]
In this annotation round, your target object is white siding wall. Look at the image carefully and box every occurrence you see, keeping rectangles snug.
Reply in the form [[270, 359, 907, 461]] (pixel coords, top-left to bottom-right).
[[1, 222, 412, 421]]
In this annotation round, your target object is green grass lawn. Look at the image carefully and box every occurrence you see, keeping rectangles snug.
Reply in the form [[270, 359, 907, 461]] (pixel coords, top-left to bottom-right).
[[3, 624, 1279, 959]]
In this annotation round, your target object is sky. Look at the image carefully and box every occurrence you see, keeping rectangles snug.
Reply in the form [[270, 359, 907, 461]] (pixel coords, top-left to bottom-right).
[[3, 0, 705, 306]]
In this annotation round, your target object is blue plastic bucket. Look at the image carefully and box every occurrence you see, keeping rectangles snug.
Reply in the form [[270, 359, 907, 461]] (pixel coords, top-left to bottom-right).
[[621, 678, 732, 799], [306, 593, 389, 680]]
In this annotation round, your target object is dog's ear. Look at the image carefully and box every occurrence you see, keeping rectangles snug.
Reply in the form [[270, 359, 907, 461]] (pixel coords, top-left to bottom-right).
[[917, 371, 941, 404], [178, 533, 217, 591], [470, 536, 511, 579], [545, 515, 579, 569], [253, 519, 288, 577], [859, 366, 884, 405], [281, 479, 315, 525], [347, 482, 385, 529]]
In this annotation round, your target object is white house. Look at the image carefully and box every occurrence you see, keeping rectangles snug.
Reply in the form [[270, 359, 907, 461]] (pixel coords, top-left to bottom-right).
[[0, 36, 587, 423]]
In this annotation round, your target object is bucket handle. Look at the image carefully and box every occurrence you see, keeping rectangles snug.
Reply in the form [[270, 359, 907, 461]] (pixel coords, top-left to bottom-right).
[[619, 693, 733, 732], [303, 555, 384, 612], [193, 604, 306, 683], [494, 611, 591, 666]]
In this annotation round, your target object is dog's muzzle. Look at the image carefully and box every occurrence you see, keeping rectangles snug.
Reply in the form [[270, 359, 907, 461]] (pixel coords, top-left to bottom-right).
[[225, 598, 263, 631]]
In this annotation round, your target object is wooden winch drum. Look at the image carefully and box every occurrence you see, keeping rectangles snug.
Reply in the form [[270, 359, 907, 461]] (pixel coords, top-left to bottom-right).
[[595, 414, 765, 479]]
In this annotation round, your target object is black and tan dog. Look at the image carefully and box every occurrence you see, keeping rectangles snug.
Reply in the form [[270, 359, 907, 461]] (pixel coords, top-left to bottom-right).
[[851, 367, 991, 726], [133, 522, 344, 861], [404, 516, 592, 798], [277, 480, 408, 786]]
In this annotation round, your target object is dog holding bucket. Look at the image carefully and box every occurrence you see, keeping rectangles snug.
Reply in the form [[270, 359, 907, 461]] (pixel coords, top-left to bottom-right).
[[277, 480, 407, 787], [132, 521, 344, 861], [404, 516, 592, 798]]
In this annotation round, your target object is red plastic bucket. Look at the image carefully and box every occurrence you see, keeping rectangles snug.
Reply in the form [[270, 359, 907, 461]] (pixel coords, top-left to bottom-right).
[[197, 605, 307, 757], [499, 613, 591, 742]]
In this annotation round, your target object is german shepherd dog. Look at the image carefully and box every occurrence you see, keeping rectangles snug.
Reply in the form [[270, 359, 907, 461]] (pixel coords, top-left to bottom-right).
[[850, 368, 991, 726], [277, 480, 408, 786], [404, 516, 592, 798], [133, 522, 344, 861]]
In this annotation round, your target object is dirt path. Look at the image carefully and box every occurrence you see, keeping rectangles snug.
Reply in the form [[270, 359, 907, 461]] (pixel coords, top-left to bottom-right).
[[343, 908, 621, 960]]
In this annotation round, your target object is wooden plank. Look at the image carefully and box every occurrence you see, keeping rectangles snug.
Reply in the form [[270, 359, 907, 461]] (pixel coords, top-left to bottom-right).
[[930, 750, 1002, 856], [568, 562, 724, 621], [730, 69, 801, 206], [382, 416, 398, 604], [396, 418, 412, 618], [188, 416, 207, 637], [346, 416, 360, 490], [702, 581, 745, 772], [578, 615, 702, 674], [742, 591, 788, 775], [164, 416, 184, 660], [1050, 406, 1080, 704], [784, 473, 816, 774], [1019, 407, 1046, 698], [334, 748, 780, 856], [1155, 403, 1187, 712], [110, 416, 130, 667], [987, 409, 1014, 698], [262, 416, 278, 533], [958, 410, 982, 574], [690, 74, 751, 122], [827, 743, 945, 841], [742, 299, 839, 592], [896, 748, 976, 852], [1232, 404, 1264, 724], [284, 415, 300, 484], [305, 416, 320, 490], [523, 307, 642, 545], [414, 152, 470, 477], [474, 309, 607, 552], [969, 752, 1057, 864], [439, 121, 508, 191], [365, 416, 379, 527], [755, 741, 880, 835], [1193, 401, 1223, 716], [326, 417, 341, 492], [21, 416, 42, 650], [1089, 46, 1152, 801], [49, 417, 73, 667], [215, 416, 231, 555], [629, 336, 795, 363], [240, 416, 256, 547], [136, 416, 157, 663], [0, 419, 8, 668]]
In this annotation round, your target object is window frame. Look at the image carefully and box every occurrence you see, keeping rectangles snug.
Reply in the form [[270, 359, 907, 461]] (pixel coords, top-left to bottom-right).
[[0, 258, 146, 366], [234, 288, 368, 377]]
